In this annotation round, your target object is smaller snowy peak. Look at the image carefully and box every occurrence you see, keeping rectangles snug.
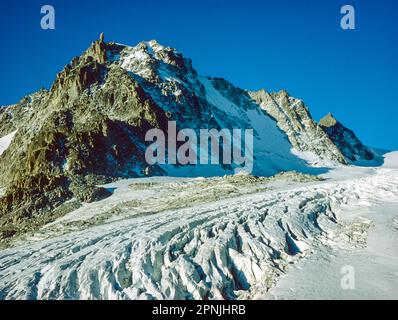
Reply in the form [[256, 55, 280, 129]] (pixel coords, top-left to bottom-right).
[[319, 114, 374, 162]]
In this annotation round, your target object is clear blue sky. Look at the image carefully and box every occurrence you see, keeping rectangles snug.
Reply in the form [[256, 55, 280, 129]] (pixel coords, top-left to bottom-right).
[[0, 0, 397, 150]]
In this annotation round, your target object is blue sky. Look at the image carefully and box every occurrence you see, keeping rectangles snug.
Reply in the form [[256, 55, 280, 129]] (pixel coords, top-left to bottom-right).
[[0, 0, 397, 149]]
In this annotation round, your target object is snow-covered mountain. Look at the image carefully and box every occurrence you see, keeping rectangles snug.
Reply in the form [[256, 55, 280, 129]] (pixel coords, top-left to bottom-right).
[[0, 34, 373, 242], [0, 34, 397, 301]]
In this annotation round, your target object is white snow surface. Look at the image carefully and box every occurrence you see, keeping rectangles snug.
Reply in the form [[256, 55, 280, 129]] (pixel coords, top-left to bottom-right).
[[266, 152, 398, 299], [0, 152, 398, 300], [0, 130, 17, 157]]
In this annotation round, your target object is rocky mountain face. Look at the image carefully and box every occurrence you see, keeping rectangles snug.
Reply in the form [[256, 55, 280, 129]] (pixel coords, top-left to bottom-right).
[[319, 113, 374, 162], [0, 36, 171, 235], [249, 89, 347, 166], [0, 34, 373, 240]]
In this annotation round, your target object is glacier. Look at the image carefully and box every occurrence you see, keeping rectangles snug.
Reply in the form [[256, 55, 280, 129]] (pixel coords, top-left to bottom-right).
[[0, 152, 397, 300]]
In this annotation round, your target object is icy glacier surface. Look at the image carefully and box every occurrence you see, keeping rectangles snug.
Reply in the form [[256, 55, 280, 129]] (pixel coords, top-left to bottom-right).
[[0, 153, 398, 300]]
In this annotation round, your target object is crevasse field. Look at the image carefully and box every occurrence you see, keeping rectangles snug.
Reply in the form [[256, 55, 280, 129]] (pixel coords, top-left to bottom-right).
[[0, 152, 397, 300]]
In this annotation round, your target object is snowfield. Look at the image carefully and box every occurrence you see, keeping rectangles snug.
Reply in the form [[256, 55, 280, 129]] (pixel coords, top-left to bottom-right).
[[0, 153, 398, 300], [0, 130, 17, 157]]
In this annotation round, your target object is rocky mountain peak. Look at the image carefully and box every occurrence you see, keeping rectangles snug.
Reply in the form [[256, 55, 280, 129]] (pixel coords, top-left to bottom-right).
[[85, 36, 108, 64], [99, 32, 105, 43], [319, 114, 374, 162], [319, 113, 338, 127]]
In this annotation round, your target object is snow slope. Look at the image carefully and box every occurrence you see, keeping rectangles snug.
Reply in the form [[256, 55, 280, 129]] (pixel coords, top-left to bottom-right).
[[0, 130, 16, 157], [1, 153, 397, 300], [199, 77, 328, 176], [267, 202, 398, 300]]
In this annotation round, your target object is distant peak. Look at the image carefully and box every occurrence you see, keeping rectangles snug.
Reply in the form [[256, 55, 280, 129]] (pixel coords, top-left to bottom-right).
[[99, 32, 105, 43], [319, 113, 338, 127]]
